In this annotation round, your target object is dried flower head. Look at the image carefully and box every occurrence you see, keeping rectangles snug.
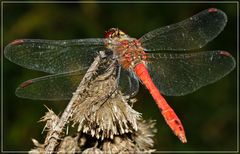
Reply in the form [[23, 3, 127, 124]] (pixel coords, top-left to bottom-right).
[[57, 136, 80, 154], [29, 54, 157, 153], [71, 63, 141, 140]]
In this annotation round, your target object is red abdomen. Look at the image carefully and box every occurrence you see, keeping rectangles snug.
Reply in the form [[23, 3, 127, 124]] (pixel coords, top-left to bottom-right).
[[133, 63, 187, 143]]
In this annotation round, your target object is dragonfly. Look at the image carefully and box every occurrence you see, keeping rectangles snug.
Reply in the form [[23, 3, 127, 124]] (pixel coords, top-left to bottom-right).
[[4, 8, 236, 143]]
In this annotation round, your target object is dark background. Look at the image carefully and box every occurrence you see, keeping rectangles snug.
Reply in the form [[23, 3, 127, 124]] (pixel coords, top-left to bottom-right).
[[2, 2, 238, 152]]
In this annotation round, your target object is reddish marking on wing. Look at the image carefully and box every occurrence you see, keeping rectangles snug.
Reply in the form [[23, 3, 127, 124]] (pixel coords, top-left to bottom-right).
[[219, 51, 231, 57], [20, 80, 33, 88], [208, 8, 218, 13], [10, 39, 24, 45], [134, 63, 187, 143]]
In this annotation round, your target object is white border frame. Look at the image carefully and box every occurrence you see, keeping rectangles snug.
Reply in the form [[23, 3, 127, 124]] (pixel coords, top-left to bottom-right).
[[1, 1, 239, 153]]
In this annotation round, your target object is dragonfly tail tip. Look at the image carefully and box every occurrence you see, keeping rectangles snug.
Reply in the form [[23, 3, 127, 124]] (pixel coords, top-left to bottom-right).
[[178, 134, 187, 143]]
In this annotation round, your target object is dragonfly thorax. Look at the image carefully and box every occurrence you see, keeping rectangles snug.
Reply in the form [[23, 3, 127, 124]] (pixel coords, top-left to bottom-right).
[[104, 30, 147, 69]]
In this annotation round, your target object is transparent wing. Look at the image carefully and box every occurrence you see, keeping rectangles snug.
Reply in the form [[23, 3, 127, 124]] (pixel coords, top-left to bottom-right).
[[15, 70, 87, 100], [16, 67, 140, 100], [118, 68, 139, 97], [146, 51, 235, 96], [4, 39, 107, 74], [140, 8, 227, 51]]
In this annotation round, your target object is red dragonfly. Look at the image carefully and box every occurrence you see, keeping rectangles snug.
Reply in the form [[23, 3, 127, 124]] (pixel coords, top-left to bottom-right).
[[4, 8, 236, 143]]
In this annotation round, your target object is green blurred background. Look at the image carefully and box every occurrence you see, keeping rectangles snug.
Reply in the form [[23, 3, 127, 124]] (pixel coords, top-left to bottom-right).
[[2, 2, 237, 152]]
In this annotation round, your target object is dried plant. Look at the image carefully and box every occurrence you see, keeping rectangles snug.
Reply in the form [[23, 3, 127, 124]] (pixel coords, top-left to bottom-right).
[[29, 53, 156, 154]]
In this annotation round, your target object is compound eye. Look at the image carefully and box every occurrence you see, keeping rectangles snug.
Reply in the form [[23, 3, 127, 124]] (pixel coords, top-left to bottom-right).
[[112, 32, 117, 38], [119, 31, 124, 35], [119, 30, 127, 37], [104, 28, 126, 38], [104, 31, 113, 38]]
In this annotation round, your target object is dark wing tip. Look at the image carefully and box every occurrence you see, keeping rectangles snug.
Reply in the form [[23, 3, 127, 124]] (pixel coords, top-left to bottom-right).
[[218, 50, 232, 57], [4, 39, 25, 61], [15, 80, 33, 99], [218, 50, 236, 69], [207, 8, 227, 22], [10, 39, 25, 45], [207, 8, 218, 13], [19, 80, 33, 88]]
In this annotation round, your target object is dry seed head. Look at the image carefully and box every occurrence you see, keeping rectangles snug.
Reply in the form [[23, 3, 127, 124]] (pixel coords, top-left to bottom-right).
[[132, 120, 157, 152], [29, 54, 156, 153], [82, 147, 103, 154], [71, 67, 141, 139], [57, 136, 80, 154]]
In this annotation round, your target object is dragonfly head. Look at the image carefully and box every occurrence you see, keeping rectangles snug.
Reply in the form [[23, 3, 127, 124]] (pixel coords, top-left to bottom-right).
[[104, 28, 128, 40]]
